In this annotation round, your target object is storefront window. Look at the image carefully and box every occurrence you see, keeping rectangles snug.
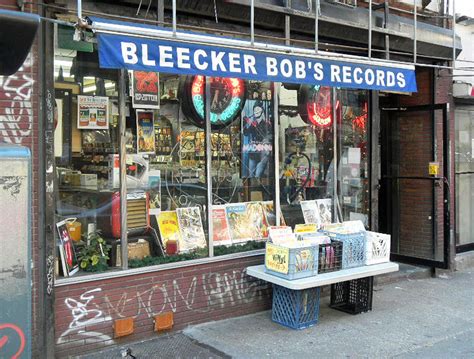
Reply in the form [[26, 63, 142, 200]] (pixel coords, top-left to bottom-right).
[[336, 89, 370, 226], [52, 26, 373, 279], [210, 80, 275, 254], [455, 107, 474, 246], [279, 84, 335, 227]]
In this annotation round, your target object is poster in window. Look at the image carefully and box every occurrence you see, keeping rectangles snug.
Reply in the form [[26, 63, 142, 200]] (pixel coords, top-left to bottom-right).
[[148, 170, 161, 215], [136, 110, 156, 154], [212, 206, 232, 245], [131, 70, 160, 109], [176, 207, 207, 252], [225, 203, 254, 243], [300, 200, 321, 226], [316, 199, 332, 226], [77, 95, 109, 129], [245, 202, 268, 240], [56, 220, 79, 277], [157, 211, 181, 247], [241, 82, 274, 178]]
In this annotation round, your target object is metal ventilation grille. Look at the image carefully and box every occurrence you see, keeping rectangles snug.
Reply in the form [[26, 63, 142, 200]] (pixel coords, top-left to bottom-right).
[[127, 197, 147, 229]]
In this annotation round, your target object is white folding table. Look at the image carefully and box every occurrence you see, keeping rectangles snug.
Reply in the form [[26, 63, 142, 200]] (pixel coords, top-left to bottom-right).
[[246, 262, 399, 329]]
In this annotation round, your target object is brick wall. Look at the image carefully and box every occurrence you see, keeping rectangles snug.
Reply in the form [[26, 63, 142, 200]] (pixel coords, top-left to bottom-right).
[[0, 0, 41, 356], [54, 255, 271, 357]]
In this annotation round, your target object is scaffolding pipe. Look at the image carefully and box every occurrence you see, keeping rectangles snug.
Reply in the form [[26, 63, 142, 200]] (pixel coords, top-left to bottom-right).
[[314, 0, 319, 53], [414, 0, 417, 63], [368, 0, 372, 59], [452, 0, 456, 69], [77, 0, 82, 20], [251, 0, 255, 46], [172, 0, 176, 37]]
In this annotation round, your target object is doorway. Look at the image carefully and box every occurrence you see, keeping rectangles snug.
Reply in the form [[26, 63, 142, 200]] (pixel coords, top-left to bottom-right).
[[379, 104, 450, 269]]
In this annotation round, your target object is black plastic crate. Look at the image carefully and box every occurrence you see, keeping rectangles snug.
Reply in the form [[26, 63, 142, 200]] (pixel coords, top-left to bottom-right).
[[318, 241, 343, 274], [330, 276, 373, 314]]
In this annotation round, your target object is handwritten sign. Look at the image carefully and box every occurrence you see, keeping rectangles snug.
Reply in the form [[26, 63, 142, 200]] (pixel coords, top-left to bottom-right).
[[265, 243, 289, 274]]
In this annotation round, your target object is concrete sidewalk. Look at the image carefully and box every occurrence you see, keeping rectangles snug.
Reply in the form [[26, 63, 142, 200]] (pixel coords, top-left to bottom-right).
[[77, 268, 473, 358]]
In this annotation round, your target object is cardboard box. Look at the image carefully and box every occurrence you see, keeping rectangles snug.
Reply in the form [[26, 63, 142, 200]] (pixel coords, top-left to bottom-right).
[[80, 173, 98, 188], [116, 239, 151, 266]]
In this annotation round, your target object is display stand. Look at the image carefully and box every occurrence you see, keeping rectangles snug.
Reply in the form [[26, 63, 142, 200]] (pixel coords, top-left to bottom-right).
[[247, 262, 398, 329]]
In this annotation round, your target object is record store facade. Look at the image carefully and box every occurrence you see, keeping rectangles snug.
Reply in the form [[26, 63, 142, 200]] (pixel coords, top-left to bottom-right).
[[0, 0, 461, 357]]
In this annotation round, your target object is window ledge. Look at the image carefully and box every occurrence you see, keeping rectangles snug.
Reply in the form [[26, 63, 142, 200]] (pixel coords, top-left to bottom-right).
[[54, 249, 265, 287]]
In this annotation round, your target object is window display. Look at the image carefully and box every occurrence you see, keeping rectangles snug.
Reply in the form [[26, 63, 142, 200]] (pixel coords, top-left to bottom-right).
[[52, 29, 372, 279]]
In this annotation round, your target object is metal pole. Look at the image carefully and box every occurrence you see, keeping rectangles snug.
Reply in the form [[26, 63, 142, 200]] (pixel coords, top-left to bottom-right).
[[414, 0, 417, 63], [119, 69, 128, 269], [251, 0, 255, 46], [314, 0, 319, 53], [172, 0, 177, 37], [205, 77, 213, 257], [274, 83, 281, 227], [157, 0, 164, 25], [452, 0, 456, 69], [368, 0, 372, 59], [77, 0, 82, 20], [332, 87, 338, 222], [285, 0, 291, 46]]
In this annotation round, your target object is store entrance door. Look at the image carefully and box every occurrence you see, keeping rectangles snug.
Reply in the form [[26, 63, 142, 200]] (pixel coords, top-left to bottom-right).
[[379, 104, 450, 269]]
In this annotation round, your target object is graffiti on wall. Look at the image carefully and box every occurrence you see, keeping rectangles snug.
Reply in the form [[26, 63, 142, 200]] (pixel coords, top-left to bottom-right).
[[0, 323, 26, 359], [0, 55, 34, 145], [57, 268, 268, 346]]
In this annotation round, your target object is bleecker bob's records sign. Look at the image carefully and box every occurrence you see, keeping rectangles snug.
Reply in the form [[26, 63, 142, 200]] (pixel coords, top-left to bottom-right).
[[266, 243, 289, 274]]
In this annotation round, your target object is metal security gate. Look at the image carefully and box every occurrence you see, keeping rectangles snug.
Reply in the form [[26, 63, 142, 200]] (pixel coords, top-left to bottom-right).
[[380, 104, 450, 269]]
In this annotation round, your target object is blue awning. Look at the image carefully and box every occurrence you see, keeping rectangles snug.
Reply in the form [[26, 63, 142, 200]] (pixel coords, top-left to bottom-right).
[[91, 17, 417, 93]]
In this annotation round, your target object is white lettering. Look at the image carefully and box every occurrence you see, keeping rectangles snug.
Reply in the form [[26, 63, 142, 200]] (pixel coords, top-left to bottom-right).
[[243, 55, 257, 74], [387, 71, 395, 87], [313, 63, 324, 81], [159, 46, 174, 68], [342, 66, 352, 83], [141, 44, 155, 66], [194, 50, 208, 70], [295, 60, 306, 79], [331, 65, 341, 82], [397, 73, 406, 88], [121, 42, 138, 65], [176, 47, 191, 69], [280, 59, 293, 78], [266, 57, 278, 76], [228, 53, 242, 73], [376, 70, 385, 86], [365, 69, 375, 85], [353, 68, 363, 84], [211, 51, 227, 72]]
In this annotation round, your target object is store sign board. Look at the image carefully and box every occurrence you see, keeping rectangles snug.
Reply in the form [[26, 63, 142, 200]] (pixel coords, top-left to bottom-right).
[[97, 33, 417, 93]]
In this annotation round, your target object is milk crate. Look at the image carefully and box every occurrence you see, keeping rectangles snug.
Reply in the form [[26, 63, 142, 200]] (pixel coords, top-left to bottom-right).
[[325, 231, 366, 269], [318, 241, 343, 274], [365, 231, 391, 265], [265, 242, 319, 280], [330, 277, 373, 314], [272, 285, 321, 329]]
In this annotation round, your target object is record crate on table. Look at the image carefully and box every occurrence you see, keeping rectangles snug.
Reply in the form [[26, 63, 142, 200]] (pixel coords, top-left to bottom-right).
[[325, 231, 366, 269], [265, 242, 319, 280], [330, 276, 373, 314], [317, 240, 343, 274], [365, 231, 391, 265], [272, 285, 321, 329]]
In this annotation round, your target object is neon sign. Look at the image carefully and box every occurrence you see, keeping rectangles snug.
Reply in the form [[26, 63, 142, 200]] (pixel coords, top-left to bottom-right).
[[306, 85, 333, 127], [182, 75, 246, 129]]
